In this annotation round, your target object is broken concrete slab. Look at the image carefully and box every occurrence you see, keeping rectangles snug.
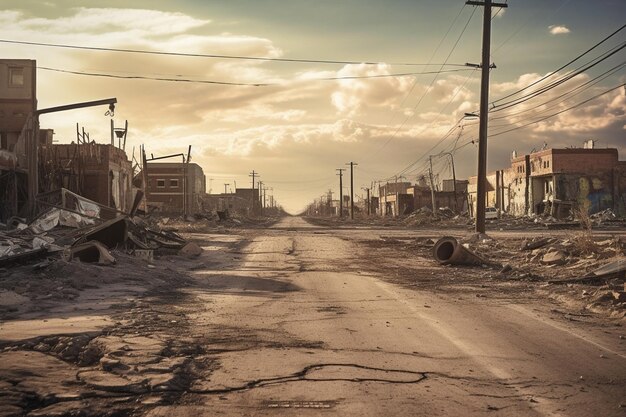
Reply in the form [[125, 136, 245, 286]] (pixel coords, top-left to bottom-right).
[[75, 216, 128, 249], [0, 247, 48, 268], [521, 237, 554, 251], [180, 242, 202, 258], [541, 250, 568, 266], [70, 241, 116, 265], [133, 249, 154, 262], [77, 369, 148, 393], [29, 208, 95, 234]]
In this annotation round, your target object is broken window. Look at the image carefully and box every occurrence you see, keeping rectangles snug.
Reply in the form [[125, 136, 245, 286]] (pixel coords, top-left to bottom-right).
[[156, 179, 166, 188], [170, 179, 179, 188], [8, 67, 24, 86]]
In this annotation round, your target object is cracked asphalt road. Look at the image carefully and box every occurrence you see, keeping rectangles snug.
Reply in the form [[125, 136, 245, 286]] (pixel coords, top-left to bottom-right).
[[149, 216, 626, 416], [2, 216, 624, 416]]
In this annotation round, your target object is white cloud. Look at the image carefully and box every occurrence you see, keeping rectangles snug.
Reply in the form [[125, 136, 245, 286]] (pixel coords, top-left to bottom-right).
[[549, 25, 571, 35], [20, 8, 207, 35], [330, 63, 414, 116]]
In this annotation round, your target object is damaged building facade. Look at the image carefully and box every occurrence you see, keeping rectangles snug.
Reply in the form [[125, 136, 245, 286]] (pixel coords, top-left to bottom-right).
[[144, 162, 206, 216], [202, 188, 260, 215], [0, 59, 37, 221], [378, 180, 468, 217], [468, 146, 626, 218], [0, 58, 139, 222], [39, 140, 134, 213]]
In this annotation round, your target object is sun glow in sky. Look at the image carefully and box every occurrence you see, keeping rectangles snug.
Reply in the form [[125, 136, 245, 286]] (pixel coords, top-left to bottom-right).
[[1, 0, 624, 213]]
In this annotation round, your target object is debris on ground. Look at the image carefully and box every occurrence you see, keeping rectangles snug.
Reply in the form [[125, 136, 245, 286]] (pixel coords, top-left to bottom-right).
[[432, 236, 487, 266]]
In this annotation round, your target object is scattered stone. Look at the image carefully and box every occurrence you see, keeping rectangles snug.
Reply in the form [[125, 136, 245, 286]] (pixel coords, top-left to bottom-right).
[[100, 355, 129, 371], [180, 242, 203, 258], [541, 250, 567, 266], [78, 370, 148, 393]]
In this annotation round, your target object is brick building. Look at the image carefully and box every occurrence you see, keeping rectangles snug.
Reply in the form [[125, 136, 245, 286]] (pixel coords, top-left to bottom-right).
[[378, 181, 468, 216], [468, 146, 626, 218], [201, 187, 259, 215], [0, 59, 36, 220], [39, 142, 134, 212], [144, 162, 206, 215]]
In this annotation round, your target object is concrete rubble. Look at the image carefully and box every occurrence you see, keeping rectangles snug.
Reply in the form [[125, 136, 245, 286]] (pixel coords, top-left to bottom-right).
[[0, 189, 200, 269]]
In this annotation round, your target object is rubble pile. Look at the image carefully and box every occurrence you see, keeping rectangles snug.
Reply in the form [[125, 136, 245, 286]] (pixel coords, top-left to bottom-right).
[[143, 210, 282, 234], [460, 234, 626, 315], [0, 194, 194, 270]]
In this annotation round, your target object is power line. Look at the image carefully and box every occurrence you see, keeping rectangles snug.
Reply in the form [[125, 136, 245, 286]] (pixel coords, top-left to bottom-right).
[[491, 23, 626, 105], [0, 38, 469, 67], [37, 65, 474, 87], [38, 66, 270, 87], [363, 6, 478, 169], [490, 41, 626, 112], [488, 83, 625, 138], [489, 61, 626, 122], [359, 4, 469, 161]]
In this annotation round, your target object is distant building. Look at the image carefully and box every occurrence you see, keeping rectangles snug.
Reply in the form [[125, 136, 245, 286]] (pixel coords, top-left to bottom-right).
[[202, 187, 259, 214], [378, 181, 468, 216], [468, 146, 626, 218], [144, 162, 206, 215]]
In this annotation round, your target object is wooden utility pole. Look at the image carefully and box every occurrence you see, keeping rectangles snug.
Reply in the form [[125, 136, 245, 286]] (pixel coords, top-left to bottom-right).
[[258, 181, 263, 214], [249, 170, 258, 213], [443, 152, 458, 212], [263, 186, 267, 209], [336, 168, 345, 217], [346, 162, 357, 219], [467, 0, 507, 233], [428, 156, 437, 211], [362, 187, 371, 215]]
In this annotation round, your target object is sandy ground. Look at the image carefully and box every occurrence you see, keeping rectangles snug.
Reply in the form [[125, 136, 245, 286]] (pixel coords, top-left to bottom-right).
[[0, 217, 624, 416]]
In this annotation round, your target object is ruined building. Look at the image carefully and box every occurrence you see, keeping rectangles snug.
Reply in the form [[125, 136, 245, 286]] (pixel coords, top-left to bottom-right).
[[0, 59, 37, 221], [468, 146, 626, 218], [39, 139, 134, 213]]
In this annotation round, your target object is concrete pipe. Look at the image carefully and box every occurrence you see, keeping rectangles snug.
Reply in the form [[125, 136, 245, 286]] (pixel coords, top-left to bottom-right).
[[432, 236, 485, 266]]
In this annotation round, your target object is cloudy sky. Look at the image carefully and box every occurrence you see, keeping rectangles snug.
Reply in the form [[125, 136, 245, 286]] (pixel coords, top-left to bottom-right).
[[1, 0, 624, 212]]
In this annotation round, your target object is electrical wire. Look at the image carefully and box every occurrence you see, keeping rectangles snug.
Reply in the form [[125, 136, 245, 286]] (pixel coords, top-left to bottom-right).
[[491, 23, 626, 105], [489, 61, 626, 122], [365, 7, 478, 176], [0, 38, 469, 67], [37, 65, 474, 87], [490, 41, 626, 112], [488, 83, 625, 138], [359, 4, 469, 161]]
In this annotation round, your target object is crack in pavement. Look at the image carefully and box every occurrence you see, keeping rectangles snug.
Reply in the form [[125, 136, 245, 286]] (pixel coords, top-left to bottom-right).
[[189, 363, 428, 394]]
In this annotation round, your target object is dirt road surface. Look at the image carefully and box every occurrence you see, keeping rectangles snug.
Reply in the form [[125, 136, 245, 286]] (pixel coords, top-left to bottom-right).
[[1, 216, 624, 416]]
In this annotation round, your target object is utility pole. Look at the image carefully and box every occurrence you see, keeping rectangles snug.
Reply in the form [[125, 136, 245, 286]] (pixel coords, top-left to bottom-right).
[[249, 170, 258, 213], [443, 152, 458, 213], [336, 168, 345, 217], [263, 186, 267, 209], [346, 162, 357, 219], [258, 181, 263, 214], [428, 156, 437, 211], [467, 0, 507, 233], [362, 187, 371, 215]]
